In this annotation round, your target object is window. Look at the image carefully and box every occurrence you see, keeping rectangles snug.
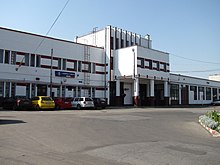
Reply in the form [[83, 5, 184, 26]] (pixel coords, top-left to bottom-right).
[[190, 86, 197, 100], [0, 82, 3, 97], [73, 87, 76, 97], [110, 37, 113, 49], [170, 84, 179, 101], [126, 40, 129, 47], [73, 61, 77, 71], [58, 58, 61, 69], [206, 87, 211, 100], [30, 54, 35, 67], [0, 49, 3, 63], [137, 58, 144, 68], [145, 59, 152, 69], [121, 39, 124, 48], [92, 63, 96, 73], [5, 82, 10, 97], [116, 38, 119, 49], [5, 50, 10, 64], [11, 51, 16, 65], [62, 59, 66, 70], [92, 88, 95, 98], [78, 61, 82, 72], [213, 88, 217, 101], [77, 87, 81, 97], [36, 55, 41, 67], [198, 87, 205, 100]]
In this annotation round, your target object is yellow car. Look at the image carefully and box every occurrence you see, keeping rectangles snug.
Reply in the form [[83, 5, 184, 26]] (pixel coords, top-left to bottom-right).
[[32, 96, 55, 110]]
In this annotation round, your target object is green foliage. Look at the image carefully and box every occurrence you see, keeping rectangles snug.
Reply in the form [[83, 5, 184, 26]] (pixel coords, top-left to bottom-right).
[[200, 110, 220, 133]]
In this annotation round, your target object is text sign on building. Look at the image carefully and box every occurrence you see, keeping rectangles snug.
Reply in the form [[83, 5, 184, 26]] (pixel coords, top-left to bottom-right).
[[55, 71, 75, 78]]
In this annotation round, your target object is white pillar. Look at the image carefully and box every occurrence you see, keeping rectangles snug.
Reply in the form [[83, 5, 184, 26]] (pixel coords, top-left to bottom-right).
[[3, 82, 6, 97], [29, 83, 32, 98], [150, 79, 154, 97], [179, 84, 182, 105], [134, 78, 139, 97], [146, 83, 150, 97], [164, 81, 168, 97], [9, 82, 12, 97], [35, 85, 38, 96], [116, 80, 120, 96], [204, 87, 206, 101]]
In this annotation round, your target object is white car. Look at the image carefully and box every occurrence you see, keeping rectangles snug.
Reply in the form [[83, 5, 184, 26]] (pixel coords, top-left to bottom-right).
[[71, 97, 94, 109]]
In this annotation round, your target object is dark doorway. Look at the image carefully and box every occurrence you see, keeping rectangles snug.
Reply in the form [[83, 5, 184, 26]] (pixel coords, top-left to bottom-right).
[[155, 84, 164, 106], [181, 85, 189, 105], [109, 81, 116, 106], [37, 85, 47, 96], [140, 84, 147, 106]]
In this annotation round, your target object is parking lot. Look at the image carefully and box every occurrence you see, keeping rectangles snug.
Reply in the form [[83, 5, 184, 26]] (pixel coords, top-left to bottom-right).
[[1, 107, 220, 165]]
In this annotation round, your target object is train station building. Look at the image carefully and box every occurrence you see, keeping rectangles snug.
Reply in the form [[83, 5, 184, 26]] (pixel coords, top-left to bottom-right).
[[1, 25, 220, 106]]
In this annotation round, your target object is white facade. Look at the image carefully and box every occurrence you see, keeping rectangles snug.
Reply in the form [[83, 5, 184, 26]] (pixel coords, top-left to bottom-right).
[[1, 25, 220, 106], [0, 27, 106, 99]]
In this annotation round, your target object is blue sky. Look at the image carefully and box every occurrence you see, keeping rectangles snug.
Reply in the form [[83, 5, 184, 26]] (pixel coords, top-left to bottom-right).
[[0, 0, 220, 79]]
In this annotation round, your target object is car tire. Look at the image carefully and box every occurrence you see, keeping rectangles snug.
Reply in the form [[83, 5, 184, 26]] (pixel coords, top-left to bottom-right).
[[55, 105, 61, 110], [76, 104, 81, 110], [35, 105, 40, 110]]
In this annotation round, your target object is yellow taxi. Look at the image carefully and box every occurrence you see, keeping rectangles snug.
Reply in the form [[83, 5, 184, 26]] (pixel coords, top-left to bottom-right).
[[32, 96, 55, 110]]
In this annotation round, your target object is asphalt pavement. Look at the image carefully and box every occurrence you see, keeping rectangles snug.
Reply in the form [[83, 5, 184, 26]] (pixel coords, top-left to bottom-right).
[[0, 107, 220, 165]]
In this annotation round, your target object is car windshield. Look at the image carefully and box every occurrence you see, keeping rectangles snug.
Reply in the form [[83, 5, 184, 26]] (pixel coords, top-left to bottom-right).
[[85, 98, 93, 101], [42, 97, 53, 101]]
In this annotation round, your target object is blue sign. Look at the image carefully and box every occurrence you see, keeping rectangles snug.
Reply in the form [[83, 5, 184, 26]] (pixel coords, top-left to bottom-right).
[[55, 71, 75, 78]]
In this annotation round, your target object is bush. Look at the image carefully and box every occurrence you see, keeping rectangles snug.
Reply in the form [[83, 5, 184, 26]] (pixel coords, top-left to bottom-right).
[[199, 113, 220, 132]]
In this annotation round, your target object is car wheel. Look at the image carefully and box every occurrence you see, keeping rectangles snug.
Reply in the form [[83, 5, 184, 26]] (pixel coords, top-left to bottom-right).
[[76, 104, 81, 110], [55, 105, 61, 110], [35, 105, 40, 110], [12, 105, 17, 110]]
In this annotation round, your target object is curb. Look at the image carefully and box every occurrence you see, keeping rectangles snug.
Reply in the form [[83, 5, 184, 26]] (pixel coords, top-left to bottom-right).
[[199, 119, 220, 137]]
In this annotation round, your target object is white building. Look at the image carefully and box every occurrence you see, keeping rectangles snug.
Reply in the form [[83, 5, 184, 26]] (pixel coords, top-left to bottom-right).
[[1, 25, 220, 106]]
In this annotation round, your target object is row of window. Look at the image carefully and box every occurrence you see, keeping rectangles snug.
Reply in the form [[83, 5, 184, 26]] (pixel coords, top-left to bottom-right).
[[0, 82, 104, 98], [137, 57, 170, 72], [170, 84, 218, 101], [0, 49, 107, 74]]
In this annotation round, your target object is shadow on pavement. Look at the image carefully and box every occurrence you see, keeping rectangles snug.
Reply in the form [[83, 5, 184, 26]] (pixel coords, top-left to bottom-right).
[[0, 119, 26, 125]]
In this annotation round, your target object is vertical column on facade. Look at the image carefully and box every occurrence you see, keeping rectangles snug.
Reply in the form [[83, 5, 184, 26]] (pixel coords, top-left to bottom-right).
[[29, 83, 32, 99], [133, 78, 139, 106], [211, 87, 213, 102], [179, 84, 182, 105], [164, 81, 169, 106], [3, 50, 5, 63], [196, 86, 199, 102], [9, 51, 12, 65], [3, 82, 6, 98], [115, 79, 121, 106], [204, 87, 206, 101], [35, 85, 38, 96], [149, 79, 155, 106], [9, 82, 12, 97], [113, 27, 116, 50]]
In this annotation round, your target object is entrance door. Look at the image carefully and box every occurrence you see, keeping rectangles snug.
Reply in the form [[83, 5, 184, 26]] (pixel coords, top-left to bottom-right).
[[181, 85, 189, 105], [37, 85, 47, 96], [124, 83, 132, 105]]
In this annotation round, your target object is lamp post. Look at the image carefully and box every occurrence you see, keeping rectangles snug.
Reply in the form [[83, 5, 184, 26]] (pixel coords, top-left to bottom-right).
[[50, 48, 53, 97]]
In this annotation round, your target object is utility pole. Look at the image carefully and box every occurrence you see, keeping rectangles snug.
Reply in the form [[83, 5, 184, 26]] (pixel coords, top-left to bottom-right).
[[50, 48, 53, 97]]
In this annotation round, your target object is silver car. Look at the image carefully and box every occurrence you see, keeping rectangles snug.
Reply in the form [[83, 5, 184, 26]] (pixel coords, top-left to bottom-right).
[[71, 97, 94, 110]]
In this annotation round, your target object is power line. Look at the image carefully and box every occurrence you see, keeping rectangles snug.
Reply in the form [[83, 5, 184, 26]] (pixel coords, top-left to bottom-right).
[[16, 0, 70, 71], [33, 0, 70, 54], [170, 53, 220, 65]]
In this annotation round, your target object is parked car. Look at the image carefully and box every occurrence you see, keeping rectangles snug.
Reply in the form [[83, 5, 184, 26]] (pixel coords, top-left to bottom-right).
[[93, 98, 107, 109], [2, 97, 32, 110], [212, 100, 220, 106], [53, 97, 72, 110], [31, 96, 55, 110], [71, 97, 94, 110]]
